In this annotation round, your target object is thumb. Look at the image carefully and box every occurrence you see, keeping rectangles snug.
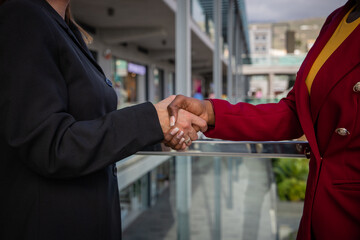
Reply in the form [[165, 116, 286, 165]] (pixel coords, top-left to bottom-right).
[[167, 95, 186, 126]]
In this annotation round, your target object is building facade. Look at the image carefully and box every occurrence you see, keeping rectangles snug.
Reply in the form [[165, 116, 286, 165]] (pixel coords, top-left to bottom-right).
[[246, 17, 325, 100]]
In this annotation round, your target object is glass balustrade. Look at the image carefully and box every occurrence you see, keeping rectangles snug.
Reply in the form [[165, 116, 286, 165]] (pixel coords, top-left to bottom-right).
[[118, 140, 308, 240]]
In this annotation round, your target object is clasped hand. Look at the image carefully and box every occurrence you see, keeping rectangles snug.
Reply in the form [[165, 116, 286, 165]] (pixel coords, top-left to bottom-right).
[[154, 95, 214, 150]]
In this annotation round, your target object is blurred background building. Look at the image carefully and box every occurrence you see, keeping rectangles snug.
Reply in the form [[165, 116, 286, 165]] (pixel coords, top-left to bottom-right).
[[245, 18, 325, 102]]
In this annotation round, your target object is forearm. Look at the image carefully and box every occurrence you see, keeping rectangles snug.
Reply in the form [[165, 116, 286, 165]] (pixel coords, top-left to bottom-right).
[[6, 103, 163, 179], [205, 98, 303, 141]]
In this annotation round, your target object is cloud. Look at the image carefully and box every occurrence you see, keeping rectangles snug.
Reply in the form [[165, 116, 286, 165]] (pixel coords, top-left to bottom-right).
[[245, 0, 347, 23]]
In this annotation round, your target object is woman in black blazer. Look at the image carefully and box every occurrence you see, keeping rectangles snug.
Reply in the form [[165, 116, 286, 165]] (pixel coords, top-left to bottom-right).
[[0, 0, 206, 239]]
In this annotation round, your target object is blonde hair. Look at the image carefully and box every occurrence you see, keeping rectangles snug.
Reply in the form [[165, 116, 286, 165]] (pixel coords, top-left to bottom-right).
[[65, 4, 93, 44], [0, 0, 92, 44]]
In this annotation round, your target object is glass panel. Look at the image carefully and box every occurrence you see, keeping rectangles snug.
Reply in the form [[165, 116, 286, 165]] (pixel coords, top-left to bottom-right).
[[122, 155, 305, 240]]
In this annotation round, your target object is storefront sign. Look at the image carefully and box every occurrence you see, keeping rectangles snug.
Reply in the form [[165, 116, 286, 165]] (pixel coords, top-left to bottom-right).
[[128, 63, 146, 76]]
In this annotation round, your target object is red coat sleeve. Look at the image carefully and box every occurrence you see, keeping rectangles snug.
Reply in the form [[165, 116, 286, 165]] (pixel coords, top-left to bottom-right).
[[204, 88, 303, 141]]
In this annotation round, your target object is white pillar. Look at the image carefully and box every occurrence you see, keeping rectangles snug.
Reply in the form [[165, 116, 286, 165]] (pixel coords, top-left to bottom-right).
[[269, 73, 275, 99], [213, 2, 223, 238], [227, 0, 234, 103], [236, 24, 246, 102], [148, 65, 155, 102], [137, 74, 146, 103], [214, 0, 222, 99], [163, 69, 170, 98], [175, 1, 192, 239], [235, 21, 240, 102], [176, 0, 191, 96]]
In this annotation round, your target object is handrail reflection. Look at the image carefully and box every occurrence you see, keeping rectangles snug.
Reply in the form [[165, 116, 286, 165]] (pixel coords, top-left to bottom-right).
[[137, 140, 309, 158]]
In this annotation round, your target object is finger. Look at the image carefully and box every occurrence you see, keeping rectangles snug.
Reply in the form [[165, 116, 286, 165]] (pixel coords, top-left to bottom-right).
[[167, 95, 187, 124], [172, 137, 185, 151], [178, 109, 208, 133], [193, 124, 201, 132], [176, 130, 185, 140], [188, 129, 198, 141], [169, 130, 184, 146], [163, 127, 180, 143], [190, 114, 208, 132], [182, 127, 197, 144], [181, 143, 187, 150]]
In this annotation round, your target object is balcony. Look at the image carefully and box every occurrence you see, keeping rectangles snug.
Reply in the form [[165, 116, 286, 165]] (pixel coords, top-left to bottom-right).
[[117, 140, 308, 240]]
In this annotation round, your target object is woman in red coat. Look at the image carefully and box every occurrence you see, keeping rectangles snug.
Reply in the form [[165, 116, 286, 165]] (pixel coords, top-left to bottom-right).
[[167, 0, 360, 239]]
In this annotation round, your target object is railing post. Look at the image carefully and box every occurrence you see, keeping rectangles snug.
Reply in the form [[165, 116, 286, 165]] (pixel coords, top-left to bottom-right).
[[176, 157, 191, 240], [227, 158, 233, 209], [214, 157, 222, 239]]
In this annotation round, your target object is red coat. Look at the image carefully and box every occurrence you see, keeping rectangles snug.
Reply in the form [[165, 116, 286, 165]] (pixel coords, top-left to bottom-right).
[[205, 1, 360, 239]]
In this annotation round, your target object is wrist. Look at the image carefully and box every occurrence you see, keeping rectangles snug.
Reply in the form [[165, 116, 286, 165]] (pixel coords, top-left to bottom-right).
[[154, 103, 170, 134], [204, 100, 215, 126]]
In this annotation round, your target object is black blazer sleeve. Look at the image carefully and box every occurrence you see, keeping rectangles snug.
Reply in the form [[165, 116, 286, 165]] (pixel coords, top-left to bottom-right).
[[0, 1, 164, 179]]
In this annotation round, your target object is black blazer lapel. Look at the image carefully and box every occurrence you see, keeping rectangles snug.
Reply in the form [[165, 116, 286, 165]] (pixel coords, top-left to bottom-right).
[[35, 0, 105, 76]]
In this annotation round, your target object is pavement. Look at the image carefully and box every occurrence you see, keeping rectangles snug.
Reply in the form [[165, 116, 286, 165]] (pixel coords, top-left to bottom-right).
[[277, 201, 303, 240], [123, 157, 281, 240]]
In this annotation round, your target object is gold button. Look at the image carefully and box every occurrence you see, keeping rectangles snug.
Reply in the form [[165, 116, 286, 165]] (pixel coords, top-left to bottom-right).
[[353, 82, 360, 92], [335, 128, 350, 136]]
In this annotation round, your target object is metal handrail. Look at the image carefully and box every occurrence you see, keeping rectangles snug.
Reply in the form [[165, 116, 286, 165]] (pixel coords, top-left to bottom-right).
[[137, 140, 309, 158]]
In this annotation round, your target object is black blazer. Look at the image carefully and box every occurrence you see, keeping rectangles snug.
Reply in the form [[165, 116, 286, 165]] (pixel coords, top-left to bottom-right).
[[0, 0, 163, 239]]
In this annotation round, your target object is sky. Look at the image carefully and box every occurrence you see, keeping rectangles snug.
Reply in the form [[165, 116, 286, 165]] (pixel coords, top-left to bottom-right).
[[245, 0, 348, 23]]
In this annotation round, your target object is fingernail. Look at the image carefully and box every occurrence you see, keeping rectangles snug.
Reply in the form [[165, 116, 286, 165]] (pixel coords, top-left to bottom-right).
[[179, 137, 185, 145], [170, 116, 175, 127], [170, 127, 179, 135], [176, 131, 184, 139]]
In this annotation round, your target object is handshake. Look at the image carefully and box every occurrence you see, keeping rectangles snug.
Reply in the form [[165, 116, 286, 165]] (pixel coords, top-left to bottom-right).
[[154, 95, 215, 150]]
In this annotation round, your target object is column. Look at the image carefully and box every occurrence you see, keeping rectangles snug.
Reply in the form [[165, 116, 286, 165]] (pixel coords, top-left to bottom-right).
[[235, 20, 240, 102], [137, 74, 146, 103], [176, 1, 192, 239], [213, 1, 223, 238], [163, 69, 170, 98], [268, 73, 275, 99], [214, 0, 222, 99], [227, 0, 234, 103], [237, 27, 246, 102], [147, 65, 155, 102]]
